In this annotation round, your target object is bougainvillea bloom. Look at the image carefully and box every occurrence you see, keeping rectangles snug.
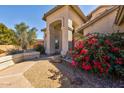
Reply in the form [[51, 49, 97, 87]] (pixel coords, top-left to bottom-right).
[[75, 41, 84, 49], [115, 58, 123, 65], [70, 33, 124, 75], [84, 56, 90, 61], [82, 63, 92, 71], [93, 61, 100, 65], [80, 49, 88, 54], [105, 39, 112, 46], [103, 56, 110, 61], [111, 47, 120, 53], [72, 60, 77, 66], [88, 38, 98, 45], [86, 33, 91, 37]]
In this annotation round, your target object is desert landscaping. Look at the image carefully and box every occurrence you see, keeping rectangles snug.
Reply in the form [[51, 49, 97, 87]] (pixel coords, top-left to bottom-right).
[[0, 5, 124, 88]]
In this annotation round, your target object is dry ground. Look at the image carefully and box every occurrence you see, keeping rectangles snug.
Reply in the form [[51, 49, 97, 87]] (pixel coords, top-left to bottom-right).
[[24, 60, 62, 88], [0, 58, 120, 88], [0, 58, 93, 88]]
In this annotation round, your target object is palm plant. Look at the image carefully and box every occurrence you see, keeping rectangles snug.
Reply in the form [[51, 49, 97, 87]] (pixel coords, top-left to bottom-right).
[[28, 27, 37, 47], [14, 22, 37, 50]]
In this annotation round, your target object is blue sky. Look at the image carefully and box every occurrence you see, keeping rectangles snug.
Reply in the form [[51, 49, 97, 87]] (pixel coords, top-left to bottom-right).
[[0, 5, 98, 39]]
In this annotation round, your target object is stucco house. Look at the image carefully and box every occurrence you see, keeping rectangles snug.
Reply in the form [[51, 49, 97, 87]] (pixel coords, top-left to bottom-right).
[[42, 5, 124, 56]]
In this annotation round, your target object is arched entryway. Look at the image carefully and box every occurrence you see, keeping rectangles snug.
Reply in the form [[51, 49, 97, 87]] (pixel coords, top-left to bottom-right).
[[49, 20, 62, 54]]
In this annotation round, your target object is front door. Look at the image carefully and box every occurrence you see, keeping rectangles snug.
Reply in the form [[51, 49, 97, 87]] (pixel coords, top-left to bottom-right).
[[55, 39, 60, 54]]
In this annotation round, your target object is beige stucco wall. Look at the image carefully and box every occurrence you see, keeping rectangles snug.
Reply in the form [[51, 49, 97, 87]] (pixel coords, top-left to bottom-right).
[[45, 6, 85, 55], [83, 9, 118, 35], [46, 6, 68, 27], [45, 6, 68, 55], [68, 6, 84, 29], [44, 32, 47, 50], [91, 6, 112, 20], [119, 23, 124, 33], [46, 6, 85, 28]]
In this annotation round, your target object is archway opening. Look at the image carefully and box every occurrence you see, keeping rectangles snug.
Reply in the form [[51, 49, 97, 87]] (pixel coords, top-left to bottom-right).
[[49, 20, 62, 55]]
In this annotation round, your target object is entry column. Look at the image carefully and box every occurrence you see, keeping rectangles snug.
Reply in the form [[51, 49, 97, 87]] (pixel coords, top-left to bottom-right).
[[46, 23, 51, 55], [61, 19, 73, 56]]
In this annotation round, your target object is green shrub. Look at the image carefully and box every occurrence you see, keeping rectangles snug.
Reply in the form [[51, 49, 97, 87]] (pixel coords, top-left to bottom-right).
[[35, 44, 45, 54]]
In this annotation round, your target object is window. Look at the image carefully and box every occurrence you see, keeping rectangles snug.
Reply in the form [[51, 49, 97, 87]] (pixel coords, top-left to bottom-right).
[[55, 40, 59, 49]]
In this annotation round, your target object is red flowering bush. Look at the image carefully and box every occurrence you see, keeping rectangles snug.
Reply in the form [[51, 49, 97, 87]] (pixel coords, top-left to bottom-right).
[[71, 33, 124, 75]]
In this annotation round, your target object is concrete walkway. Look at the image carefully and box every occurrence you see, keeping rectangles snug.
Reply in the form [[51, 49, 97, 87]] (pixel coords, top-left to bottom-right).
[[0, 61, 36, 88], [0, 58, 62, 88]]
